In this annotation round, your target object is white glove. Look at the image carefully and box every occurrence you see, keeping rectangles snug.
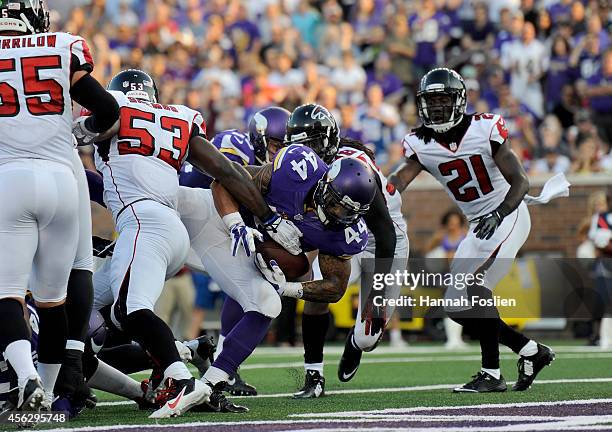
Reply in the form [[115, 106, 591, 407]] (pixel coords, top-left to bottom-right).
[[72, 116, 99, 146], [255, 253, 287, 295], [223, 213, 263, 257], [593, 229, 612, 249], [261, 213, 303, 255], [175, 341, 192, 363]]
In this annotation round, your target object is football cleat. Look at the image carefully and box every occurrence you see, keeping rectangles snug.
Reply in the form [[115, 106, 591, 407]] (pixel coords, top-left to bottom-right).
[[189, 335, 216, 377], [512, 344, 555, 391], [226, 372, 257, 396], [338, 328, 363, 382], [293, 370, 325, 399], [192, 382, 249, 413], [149, 377, 211, 419], [16, 376, 45, 411], [453, 371, 507, 393]]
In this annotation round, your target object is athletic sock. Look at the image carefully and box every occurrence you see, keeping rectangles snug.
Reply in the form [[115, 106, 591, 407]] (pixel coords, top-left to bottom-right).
[[38, 363, 61, 399], [87, 359, 142, 399], [97, 343, 153, 374], [498, 319, 530, 354], [304, 362, 324, 375], [37, 304, 68, 398], [124, 309, 180, 371], [518, 340, 538, 357], [478, 317, 500, 370], [202, 366, 230, 386], [66, 269, 94, 343], [220, 297, 244, 335], [5, 340, 38, 387], [214, 335, 225, 361], [212, 311, 271, 376], [481, 367, 501, 380], [302, 312, 330, 371], [163, 361, 192, 381]]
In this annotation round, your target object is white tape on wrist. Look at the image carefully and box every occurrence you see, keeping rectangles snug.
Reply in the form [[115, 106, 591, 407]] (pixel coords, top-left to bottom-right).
[[283, 282, 304, 299], [222, 212, 244, 230]]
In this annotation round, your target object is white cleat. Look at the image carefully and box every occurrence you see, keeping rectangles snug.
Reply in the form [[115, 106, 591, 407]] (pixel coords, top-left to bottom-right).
[[149, 377, 210, 419]]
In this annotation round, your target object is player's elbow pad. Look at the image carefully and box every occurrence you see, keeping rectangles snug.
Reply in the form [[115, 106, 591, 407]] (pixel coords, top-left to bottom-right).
[[71, 74, 120, 133]]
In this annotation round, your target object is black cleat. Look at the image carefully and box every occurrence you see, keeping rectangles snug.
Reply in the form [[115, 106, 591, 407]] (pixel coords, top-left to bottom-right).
[[193, 382, 249, 413], [293, 370, 325, 399], [453, 371, 507, 393], [512, 343, 555, 391], [189, 335, 216, 377], [338, 328, 363, 383], [226, 372, 257, 396]]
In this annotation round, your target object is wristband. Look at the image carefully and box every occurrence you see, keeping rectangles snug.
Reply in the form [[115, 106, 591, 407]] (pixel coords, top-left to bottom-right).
[[222, 212, 243, 230], [283, 282, 304, 299]]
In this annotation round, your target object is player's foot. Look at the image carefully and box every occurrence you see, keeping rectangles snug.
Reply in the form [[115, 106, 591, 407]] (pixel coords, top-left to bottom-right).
[[192, 382, 249, 413], [445, 340, 469, 350], [512, 344, 555, 391], [189, 335, 216, 377], [338, 329, 362, 382], [453, 371, 507, 393], [148, 377, 210, 418], [15, 376, 45, 411], [293, 370, 325, 399], [226, 372, 257, 396]]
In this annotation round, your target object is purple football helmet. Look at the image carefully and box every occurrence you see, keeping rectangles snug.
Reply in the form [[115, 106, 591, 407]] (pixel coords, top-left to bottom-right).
[[87, 310, 107, 354], [248, 106, 291, 165], [314, 158, 376, 227]]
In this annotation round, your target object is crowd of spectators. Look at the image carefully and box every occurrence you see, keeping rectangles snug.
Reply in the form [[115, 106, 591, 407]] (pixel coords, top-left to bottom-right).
[[51, 0, 612, 176]]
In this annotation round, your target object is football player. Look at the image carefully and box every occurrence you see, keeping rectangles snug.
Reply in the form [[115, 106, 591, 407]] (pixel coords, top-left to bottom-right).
[[180, 106, 290, 397], [0, 0, 119, 411], [84, 69, 302, 418], [281, 105, 409, 397], [389, 68, 555, 392]]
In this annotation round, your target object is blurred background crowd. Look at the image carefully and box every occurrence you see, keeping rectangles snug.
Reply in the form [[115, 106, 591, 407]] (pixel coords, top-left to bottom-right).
[[51, 0, 612, 346], [50, 0, 611, 176]]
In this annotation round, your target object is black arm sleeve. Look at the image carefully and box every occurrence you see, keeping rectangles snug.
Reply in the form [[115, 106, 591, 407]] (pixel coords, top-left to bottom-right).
[[70, 74, 119, 133], [363, 183, 397, 261]]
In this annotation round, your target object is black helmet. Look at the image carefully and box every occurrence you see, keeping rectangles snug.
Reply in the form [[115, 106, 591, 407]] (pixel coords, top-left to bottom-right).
[[0, 0, 49, 34], [285, 104, 340, 164], [107, 69, 159, 103], [416, 68, 466, 133]]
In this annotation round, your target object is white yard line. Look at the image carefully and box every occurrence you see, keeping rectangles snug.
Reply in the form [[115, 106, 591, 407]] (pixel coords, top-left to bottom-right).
[[97, 379, 612, 407]]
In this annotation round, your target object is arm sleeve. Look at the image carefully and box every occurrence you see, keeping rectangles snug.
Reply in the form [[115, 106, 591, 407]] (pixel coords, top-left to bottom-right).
[[70, 74, 120, 133]]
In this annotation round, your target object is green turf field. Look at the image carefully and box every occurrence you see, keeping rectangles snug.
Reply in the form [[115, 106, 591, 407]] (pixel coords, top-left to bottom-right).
[[13, 341, 612, 431]]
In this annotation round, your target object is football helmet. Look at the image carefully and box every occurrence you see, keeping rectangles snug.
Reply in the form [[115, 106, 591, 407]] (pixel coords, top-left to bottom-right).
[[108, 69, 159, 103], [285, 104, 339, 164], [0, 0, 49, 34], [416, 68, 466, 133], [314, 158, 376, 227], [248, 106, 290, 165]]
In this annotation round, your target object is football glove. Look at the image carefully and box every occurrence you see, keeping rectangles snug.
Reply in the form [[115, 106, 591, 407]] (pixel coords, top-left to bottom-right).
[[261, 213, 303, 255], [73, 116, 99, 146], [223, 213, 263, 257], [255, 253, 287, 295], [473, 205, 510, 240], [361, 295, 386, 336]]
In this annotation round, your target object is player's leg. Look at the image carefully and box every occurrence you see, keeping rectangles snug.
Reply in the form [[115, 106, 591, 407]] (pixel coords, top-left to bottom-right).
[[174, 272, 196, 341], [56, 150, 95, 405], [110, 201, 208, 418], [0, 165, 43, 410], [30, 164, 79, 407]]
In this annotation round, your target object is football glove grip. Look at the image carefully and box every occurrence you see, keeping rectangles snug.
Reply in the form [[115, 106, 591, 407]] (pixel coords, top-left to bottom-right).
[[73, 116, 99, 146], [223, 213, 263, 257], [255, 253, 303, 298], [261, 213, 303, 255], [473, 204, 510, 240]]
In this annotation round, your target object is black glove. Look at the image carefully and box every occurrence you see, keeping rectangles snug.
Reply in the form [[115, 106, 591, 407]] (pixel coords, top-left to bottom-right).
[[473, 205, 510, 240], [93, 236, 116, 258], [361, 294, 386, 336]]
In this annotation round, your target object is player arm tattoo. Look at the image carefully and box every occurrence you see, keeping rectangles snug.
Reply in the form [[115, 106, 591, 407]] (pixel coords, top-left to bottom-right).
[[300, 253, 351, 303], [188, 135, 274, 220], [389, 157, 423, 194], [244, 163, 273, 195], [493, 140, 530, 215]]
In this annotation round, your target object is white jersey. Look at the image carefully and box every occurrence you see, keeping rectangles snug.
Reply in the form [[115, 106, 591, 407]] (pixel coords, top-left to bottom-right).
[[402, 114, 511, 221], [0, 32, 93, 168], [335, 146, 407, 252], [94, 91, 206, 219]]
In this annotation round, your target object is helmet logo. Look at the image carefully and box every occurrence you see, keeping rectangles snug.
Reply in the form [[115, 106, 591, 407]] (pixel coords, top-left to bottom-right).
[[254, 112, 268, 135], [311, 106, 332, 121]]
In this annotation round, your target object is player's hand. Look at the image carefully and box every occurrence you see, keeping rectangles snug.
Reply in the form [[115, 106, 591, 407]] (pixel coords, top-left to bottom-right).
[[223, 213, 263, 257], [473, 209, 504, 240], [92, 236, 115, 258], [361, 296, 386, 336], [72, 116, 99, 146], [262, 213, 303, 255], [255, 253, 287, 295]]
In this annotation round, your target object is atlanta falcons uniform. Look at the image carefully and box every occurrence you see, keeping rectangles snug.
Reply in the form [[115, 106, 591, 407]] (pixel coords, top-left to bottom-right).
[[402, 113, 530, 303], [94, 90, 206, 328], [333, 146, 409, 350], [0, 32, 92, 302]]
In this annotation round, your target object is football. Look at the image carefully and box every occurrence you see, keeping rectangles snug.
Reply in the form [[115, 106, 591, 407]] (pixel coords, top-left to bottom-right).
[[256, 239, 310, 281]]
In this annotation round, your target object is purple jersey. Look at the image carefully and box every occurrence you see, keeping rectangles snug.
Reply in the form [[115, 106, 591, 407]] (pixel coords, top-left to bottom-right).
[[179, 129, 254, 189], [267, 144, 368, 258]]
